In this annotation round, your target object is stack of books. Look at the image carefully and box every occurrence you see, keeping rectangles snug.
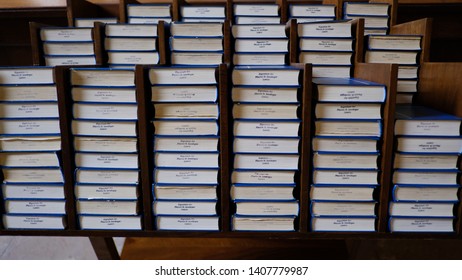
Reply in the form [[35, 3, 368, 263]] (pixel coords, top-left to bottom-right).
[[231, 66, 301, 231], [74, 17, 117, 27], [169, 22, 224, 65], [126, 3, 172, 24], [0, 67, 66, 230], [389, 105, 462, 233], [232, 22, 288, 66], [180, 5, 226, 22], [288, 4, 336, 23], [310, 77, 387, 232], [298, 20, 354, 78], [40, 26, 96, 66], [342, 1, 390, 35], [233, 3, 281, 24], [104, 23, 160, 69], [365, 35, 422, 104], [70, 68, 142, 230], [150, 66, 220, 231]]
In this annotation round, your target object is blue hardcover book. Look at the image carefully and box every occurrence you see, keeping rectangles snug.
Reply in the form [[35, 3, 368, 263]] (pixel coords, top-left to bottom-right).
[[153, 135, 219, 152], [388, 216, 455, 233], [153, 199, 218, 216], [2, 213, 67, 230], [310, 200, 377, 217], [232, 214, 296, 232], [313, 77, 386, 102], [342, 2, 390, 16], [311, 215, 376, 232], [154, 151, 219, 169], [313, 151, 379, 170], [315, 119, 383, 138], [234, 200, 299, 216], [392, 184, 460, 203], [288, 4, 336, 18], [155, 215, 219, 231], [0, 67, 55, 85], [366, 34, 422, 51], [149, 66, 218, 86], [152, 183, 217, 200], [153, 119, 219, 136], [153, 167, 219, 185], [310, 184, 376, 202], [78, 214, 142, 230]]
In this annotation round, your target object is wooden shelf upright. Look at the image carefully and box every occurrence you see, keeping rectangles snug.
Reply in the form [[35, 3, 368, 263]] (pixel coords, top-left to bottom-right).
[[67, 0, 119, 27]]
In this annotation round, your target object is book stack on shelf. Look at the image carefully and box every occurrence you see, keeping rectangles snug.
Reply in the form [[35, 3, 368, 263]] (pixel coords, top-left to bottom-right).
[[179, 5, 226, 23], [288, 4, 336, 23], [298, 20, 354, 78], [169, 22, 224, 65], [365, 35, 422, 104], [231, 66, 301, 231], [150, 66, 220, 231], [126, 3, 172, 24], [342, 1, 390, 35], [70, 68, 142, 230], [389, 105, 462, 233], [39, 26, 97, 66], [233, 3, 281, 24], [310, 77, 387, 232], [74, 18, 117, 28], [0, 67, 66, 230], [104, 23, 160, 69]]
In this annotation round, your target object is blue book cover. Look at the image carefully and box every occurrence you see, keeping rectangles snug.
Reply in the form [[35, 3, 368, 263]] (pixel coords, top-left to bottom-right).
[[395, 104, 462, 121], [392, 184, 460, 202], [231, 214, 296, 232], [388, 216, 455, 233]]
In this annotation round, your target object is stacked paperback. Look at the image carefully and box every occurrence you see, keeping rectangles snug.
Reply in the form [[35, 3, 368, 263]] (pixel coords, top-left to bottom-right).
[[70, 68, 142, 230], [390, 105, 461, 232], [231, 66, 301, 231], [233, 3, 280, 24], [288, 4, 336, 23], [126, 3, 172, 24], [179, 5, 226, 22], [0, 67, 66, 229], [150, 66, 220, 231], [104, 23, 160, 68], [40, 26, 97, 66], [342, 1, 390, 35], [310, 77, 387, 232]]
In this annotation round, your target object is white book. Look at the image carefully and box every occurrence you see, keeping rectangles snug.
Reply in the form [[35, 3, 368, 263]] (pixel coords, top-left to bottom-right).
[[75, 152, 138, 169], [311, 201, 376, 216], [312, 65, 351, 78], [170, 22, 223, 37], [0, 102, 59, 119], [235, 201, 299, 216], [234, 154, 299, 170], [231, 170, 295, 185], [234, 120, 300, 137], [313, 170, 378, 185], [0, 68, 54, 84], [105, 24, 158, 37], [0, 119, 60, 135], [0, 136, 61, 152], [149, 67, 216, 85], [292, 17, 336, 23], [392, 186, 459, 202], [313, 152, 378, 169], [2, 184, 64, 199], [180, 6, 225, 18], [310, 185, 375, 201], [368, 35, 422, 50], [232, 87, 298, 103], [128, 17, 172, 24], [181, 18, 224, 23], [153, 200, 217, 216], [300, 38, 353, 51], [315, 103, 382, 119], [127, 4, 171, 17], [105, 37, 157, 51], [233, 53, 286, 66], [107, 51, 159, 65], [393, 153, 459, 170], [389, 217, 453, 233], [74, 17, 117, 27], [344, 2, 390, 16], [315, 120, 382, 137], [397, 79, 418, 93], [72, 120, 137, 137], [312, 137, 378, 153], [235, 39, 288, 53], [156, 216, 219, 231], [74, 137, 138, 153], [154, 185, 217, 200], [235, 16, 280, 24], [231, 185, 295, 200], [0, 85, 57, 102], [152, 85, 217, 103], [398, 66, 419, 79], [299, 51, 352, 65], [5, 200, 65, 214], [393, 170, 458, 185], [43, 42, 95, 55], [171, 52, 223, 66], [2, 168, 63, 183], [79, 215, 142, 230], [231, 24, 286, 38], [45, 55, 96, 67], [71, 69, 135, 87], [233, 137, 299, 154], [153, 120, 218, 136], [232, 68, 300, 86], [311, 217, 376, 232], [75, 169, 139, 184], [394, 121, 461, 136], [233, 104, 298, 120], [3, 214, 65, 230], [234, 4, 279, 16], [232, 216, 295, 231], [155, 152, 219, 168], [154, 103, 218, 119], [396, 137, 462, 154], [364, 28, 388, 36], [75, 184, 138, 200], [345, 15, 389, 28], [389, 202, 455, 217], [40, 27, 93, 41], [365, 50, 419, 65], [154, 137, 218, 152], [170, 37, 223, 51], [298, 21, 352, 38], [72, 87, 136, 103], [0, 152, 60, 168], [77, 200, 138, 215], [289, 4, 336, 17], [315, 79, 386, 102], [154, 169, 218, 185], [73, 103, 137, 120]]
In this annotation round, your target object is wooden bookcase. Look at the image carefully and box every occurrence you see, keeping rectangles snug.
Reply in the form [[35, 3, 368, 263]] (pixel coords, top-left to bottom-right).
[[67, 0, 119, 26]]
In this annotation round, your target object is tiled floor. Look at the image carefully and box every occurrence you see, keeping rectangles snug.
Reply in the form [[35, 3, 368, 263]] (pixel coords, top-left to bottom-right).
[[0, 236, 125, 260]]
